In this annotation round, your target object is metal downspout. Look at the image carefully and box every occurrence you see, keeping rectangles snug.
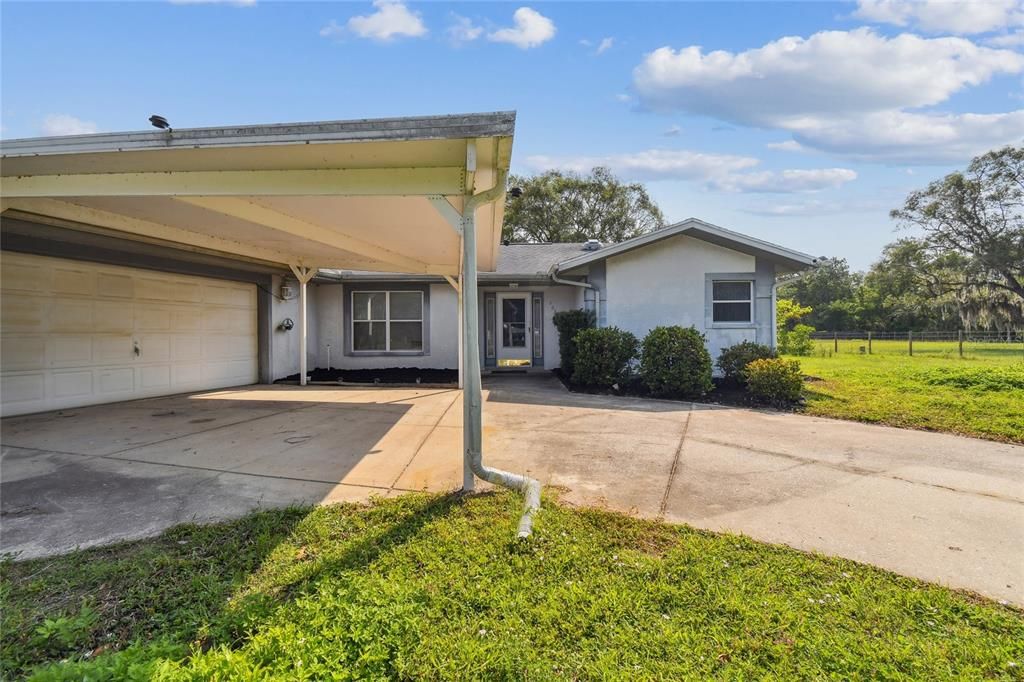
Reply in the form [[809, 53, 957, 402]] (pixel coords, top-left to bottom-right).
[[462, 172, 542, 538], [550, 266, 599, 327]]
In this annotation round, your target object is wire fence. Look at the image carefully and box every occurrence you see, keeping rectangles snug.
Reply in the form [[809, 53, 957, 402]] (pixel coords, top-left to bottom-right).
[[807, 330, 1024, 360]]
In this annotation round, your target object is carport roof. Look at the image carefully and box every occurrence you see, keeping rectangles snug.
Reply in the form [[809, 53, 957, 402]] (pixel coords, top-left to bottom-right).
[[0, 111, 515, 275]]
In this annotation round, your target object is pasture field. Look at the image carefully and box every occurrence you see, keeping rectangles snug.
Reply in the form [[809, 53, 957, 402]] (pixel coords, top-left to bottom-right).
[[788, 340, 1024, 443]]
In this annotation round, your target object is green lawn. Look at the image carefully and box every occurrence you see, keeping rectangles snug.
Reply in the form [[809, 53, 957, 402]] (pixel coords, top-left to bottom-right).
[[3, 492, 1022, 680], [787, 341, 1024, 444]]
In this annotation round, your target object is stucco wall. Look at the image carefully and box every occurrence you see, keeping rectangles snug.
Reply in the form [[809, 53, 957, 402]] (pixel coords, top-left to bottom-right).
[[604, 234, 766, 363], [270, 274, 320, 380], [321, 282, 458, 370]]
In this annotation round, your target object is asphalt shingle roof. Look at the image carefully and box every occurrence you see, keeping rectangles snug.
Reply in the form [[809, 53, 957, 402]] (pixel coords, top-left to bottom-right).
[[492, 243, 597, 275]]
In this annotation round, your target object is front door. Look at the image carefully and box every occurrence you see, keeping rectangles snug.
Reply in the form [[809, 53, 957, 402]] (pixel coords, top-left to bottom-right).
[[497, 292, 532, 366]]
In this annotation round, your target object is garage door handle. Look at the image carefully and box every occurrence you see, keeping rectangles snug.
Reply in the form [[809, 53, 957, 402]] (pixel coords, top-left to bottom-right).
[[133, 340, 141, 357]]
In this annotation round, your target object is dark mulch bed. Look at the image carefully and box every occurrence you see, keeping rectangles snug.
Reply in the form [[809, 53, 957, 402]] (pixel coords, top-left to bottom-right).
[[552, 370, 802, 411], [277, 367, 458, 385]]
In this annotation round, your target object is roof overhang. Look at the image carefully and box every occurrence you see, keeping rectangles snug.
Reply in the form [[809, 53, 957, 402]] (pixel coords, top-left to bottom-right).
[[0, 112, 515, 275], [556, 218, 818, 274]]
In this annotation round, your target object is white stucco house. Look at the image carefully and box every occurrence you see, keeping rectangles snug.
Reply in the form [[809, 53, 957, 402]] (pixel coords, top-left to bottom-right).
[[290, 218, 818, 376], [0, 111, 816, 421]]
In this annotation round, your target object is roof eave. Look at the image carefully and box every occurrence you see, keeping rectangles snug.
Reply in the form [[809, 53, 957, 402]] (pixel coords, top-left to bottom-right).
[[0, 111, 517, 158]]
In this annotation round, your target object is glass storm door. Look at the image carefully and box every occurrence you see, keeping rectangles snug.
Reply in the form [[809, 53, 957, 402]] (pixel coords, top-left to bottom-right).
[[497, 293, 532, 365]]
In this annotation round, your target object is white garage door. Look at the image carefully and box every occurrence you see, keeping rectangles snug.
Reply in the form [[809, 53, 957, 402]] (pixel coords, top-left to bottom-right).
[[1, 252, 258, 416]]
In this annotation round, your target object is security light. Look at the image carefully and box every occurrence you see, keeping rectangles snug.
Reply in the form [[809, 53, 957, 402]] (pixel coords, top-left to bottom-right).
[[148, 115, 171, 131]]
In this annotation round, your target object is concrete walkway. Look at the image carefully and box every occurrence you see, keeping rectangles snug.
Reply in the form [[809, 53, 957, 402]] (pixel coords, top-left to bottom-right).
[[2, 375, 1022, 605]]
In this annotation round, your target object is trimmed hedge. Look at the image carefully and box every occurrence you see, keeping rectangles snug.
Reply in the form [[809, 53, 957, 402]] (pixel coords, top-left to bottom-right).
[[744, 358, 804, 402], [572, 327, 639, 387], [553, 309, 596, 378], [639, 326, 713, 398], [716, 341, 778, 384]]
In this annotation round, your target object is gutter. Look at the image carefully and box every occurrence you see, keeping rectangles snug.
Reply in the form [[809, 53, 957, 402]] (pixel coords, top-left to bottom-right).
[[550, 265, 600, 327]]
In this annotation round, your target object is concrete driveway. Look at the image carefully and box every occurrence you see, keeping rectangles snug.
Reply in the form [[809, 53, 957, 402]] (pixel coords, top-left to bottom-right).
[[2, 375, 1022, 605]]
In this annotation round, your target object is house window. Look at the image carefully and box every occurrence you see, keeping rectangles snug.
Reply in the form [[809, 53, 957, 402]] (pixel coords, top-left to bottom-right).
[[712, 281, 753, 323], [352, 290, 423, 352]]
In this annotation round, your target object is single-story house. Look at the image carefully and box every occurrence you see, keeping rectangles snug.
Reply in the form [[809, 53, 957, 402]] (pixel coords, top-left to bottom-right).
[[0, 111, 816, 419], [277, 218, 818, 375]]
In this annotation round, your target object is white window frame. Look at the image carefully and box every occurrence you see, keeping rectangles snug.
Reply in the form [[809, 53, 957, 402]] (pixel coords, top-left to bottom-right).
[[711, 280, 754, 324], [351, 290, 424, 353]]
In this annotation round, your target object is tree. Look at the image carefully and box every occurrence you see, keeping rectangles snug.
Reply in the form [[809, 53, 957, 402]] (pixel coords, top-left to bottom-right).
[[777, 258, 861, 330], [503, 166, 665, 243], [891, 146, 1024, 305]]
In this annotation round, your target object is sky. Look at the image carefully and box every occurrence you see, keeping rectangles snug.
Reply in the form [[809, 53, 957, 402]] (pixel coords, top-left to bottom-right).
[[3, 0, 1023, 271]]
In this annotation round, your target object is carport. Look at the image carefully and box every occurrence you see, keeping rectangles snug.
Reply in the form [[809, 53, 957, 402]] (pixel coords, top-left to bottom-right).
[[0, 111, 540, 533]]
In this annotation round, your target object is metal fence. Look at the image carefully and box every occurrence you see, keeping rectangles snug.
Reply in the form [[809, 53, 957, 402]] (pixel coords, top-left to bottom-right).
[[807, 330, 1024, 359]]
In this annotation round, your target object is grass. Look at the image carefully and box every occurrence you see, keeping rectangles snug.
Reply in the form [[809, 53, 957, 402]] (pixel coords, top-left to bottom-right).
[[787, 340, 1024, 443], [3, 492, 1022, 680]]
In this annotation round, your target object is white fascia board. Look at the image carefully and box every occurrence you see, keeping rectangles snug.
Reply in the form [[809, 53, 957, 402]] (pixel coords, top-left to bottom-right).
[[2, 167, 467, 198], [0, 112, 517, 157], [555, 218, 818, 272]]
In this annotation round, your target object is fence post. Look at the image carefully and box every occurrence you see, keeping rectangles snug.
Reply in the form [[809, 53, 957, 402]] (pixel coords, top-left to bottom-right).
[[958, 330, 963, 358], [908, 330, 913, 356], [834, 331, 838, 353], [867, 331, 872, 355]]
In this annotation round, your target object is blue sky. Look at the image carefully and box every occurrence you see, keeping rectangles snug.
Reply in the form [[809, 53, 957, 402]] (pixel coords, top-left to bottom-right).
[[3, 1, 1023, 270]]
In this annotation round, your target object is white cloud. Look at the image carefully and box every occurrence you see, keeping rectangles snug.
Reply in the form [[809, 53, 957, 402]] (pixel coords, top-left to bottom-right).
[[789, 109, 1024, 163], [663, 125, 682, 137], [766, 140, 806, 152], [524, 149, 857, 193], [41, 114, 98, 136], [319, 20, 344, 39], [595, 37, 614, 55], [488, 7, 555, 49], [632, 28, 1024, 163], [614, 93, 633, 103], [854, 0, 1023, 35], [447, 14, 483, 45], [740, 197, 888, 217], [715, 168, 857, 193], [988, 29, 1024, 46], [344, 0, 426, 42]]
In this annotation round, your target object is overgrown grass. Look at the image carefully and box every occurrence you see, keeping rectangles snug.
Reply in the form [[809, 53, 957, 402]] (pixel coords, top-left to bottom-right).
[[788, 342, 1024, 443], [3, 492, 1022, 680]]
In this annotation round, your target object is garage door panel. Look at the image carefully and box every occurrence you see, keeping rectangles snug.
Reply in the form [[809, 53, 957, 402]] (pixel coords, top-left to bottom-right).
[[97, 273, 134, 298], [203, 307, 250, 332], [172, 363, 202, 387], [93, 301, 133, 333], [97, 368, 135, 395], [51, 335, 93, 367], [139, 365, 171, 390], [136, 305, 173, 332], [172, 335, 203, 361], [140, 335, 171, 362], [2, 295, 49, 333], [53, 370, 93, 398], [2, 373, 46, 405], [51, 299, 94, 332], [2, 336, 46, 369], [53, 267, 97, 297], [95, 335, 134, 363], [1, 261, 52, 293], [1, 253, 258, 416]]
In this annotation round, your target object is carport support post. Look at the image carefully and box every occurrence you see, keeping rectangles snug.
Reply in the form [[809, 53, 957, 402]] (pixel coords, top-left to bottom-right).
[[461, 213, 480, 492], [289, 265, 317, 386]]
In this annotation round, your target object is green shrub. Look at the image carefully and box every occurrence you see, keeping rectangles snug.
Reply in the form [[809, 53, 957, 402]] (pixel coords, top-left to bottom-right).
[[744, 358, 804, 402], [779, 323, 815, 356], [572, 327, 638, 387], [552, 309, 596, 378], [716, 341, 777, 384], [639, 326, 714, 398]]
